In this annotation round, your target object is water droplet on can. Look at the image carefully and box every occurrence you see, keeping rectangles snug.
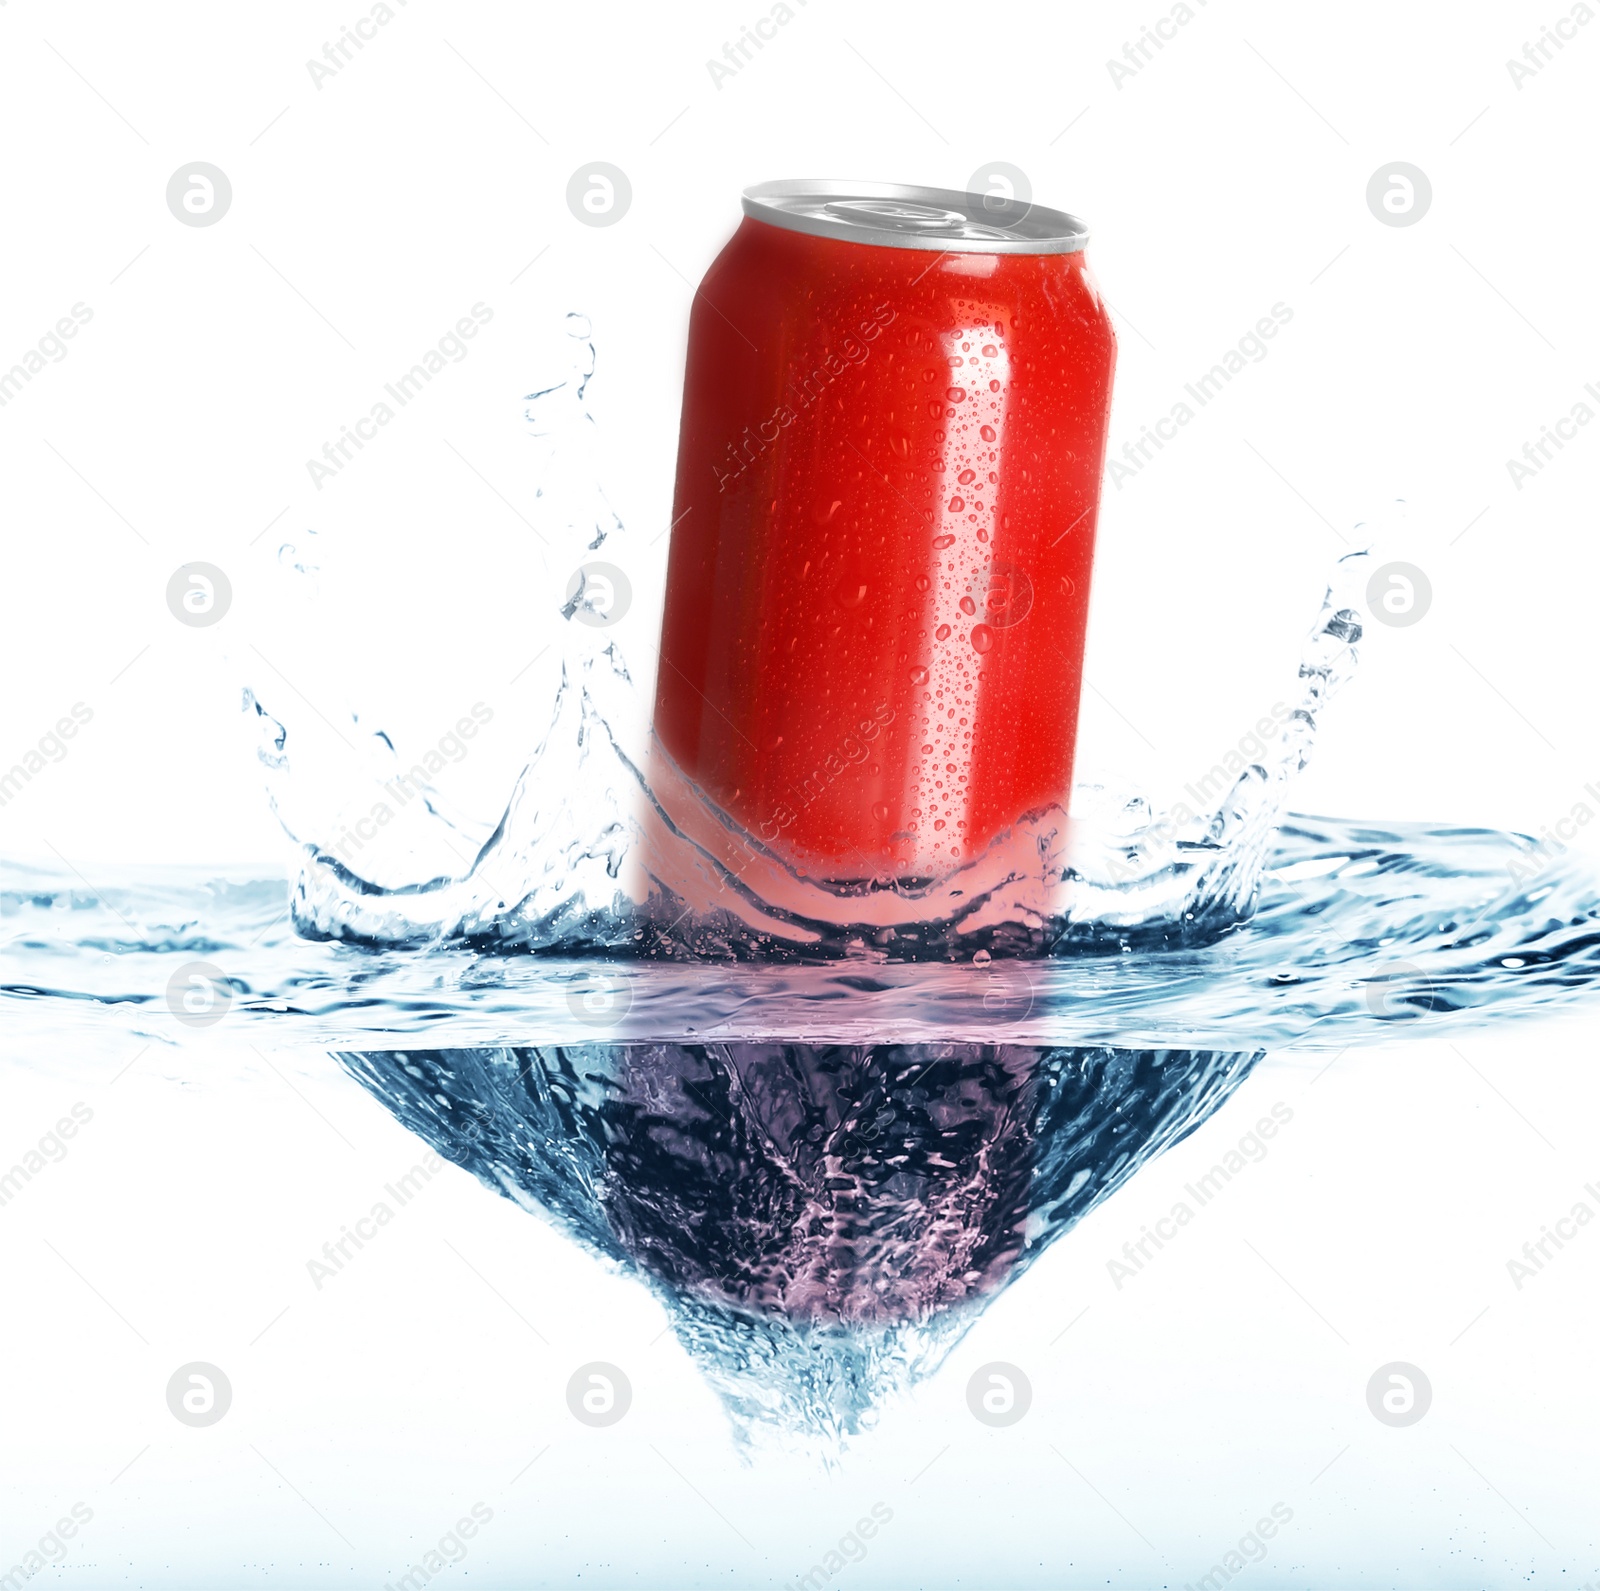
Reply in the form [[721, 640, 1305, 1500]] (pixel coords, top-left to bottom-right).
[[970, 624, 994, 653], [909, 665, 929, 685]]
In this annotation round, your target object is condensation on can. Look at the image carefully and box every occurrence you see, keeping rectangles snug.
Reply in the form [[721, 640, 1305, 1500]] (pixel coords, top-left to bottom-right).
[[653, 180, 1117, 882]]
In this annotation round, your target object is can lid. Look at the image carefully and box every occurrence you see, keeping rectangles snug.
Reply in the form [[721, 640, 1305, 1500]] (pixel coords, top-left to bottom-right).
[[742, 179, 1089, 255]]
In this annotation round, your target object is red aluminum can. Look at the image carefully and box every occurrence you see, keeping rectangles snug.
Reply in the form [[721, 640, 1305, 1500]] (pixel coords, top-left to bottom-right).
[[653, 180, 1116, 884]]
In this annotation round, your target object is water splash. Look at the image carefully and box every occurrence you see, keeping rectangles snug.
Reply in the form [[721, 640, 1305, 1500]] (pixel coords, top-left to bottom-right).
[[9, 314, 1600, 1456], [10, 319, 1600, 1047], [244, 315, 1378, 961]]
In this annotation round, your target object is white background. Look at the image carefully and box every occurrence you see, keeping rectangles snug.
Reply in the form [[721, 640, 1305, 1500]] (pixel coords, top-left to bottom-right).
[[3, 1, 1600, 1586]]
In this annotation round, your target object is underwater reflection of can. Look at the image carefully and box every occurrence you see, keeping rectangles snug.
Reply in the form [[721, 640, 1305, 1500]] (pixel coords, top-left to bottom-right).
[[654, 180, 1116, 881]]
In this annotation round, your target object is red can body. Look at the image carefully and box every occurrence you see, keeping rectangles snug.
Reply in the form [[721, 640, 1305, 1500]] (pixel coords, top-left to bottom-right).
[[654, 189, 1116, 882]]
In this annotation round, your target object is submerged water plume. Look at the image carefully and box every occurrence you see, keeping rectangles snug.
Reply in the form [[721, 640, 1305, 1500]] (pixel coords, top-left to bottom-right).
[[335, 1040, 1261, 1448]]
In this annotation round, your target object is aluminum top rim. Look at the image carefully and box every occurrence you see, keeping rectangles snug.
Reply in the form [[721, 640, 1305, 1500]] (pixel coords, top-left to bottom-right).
[[741, 179, 1090, 255]]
